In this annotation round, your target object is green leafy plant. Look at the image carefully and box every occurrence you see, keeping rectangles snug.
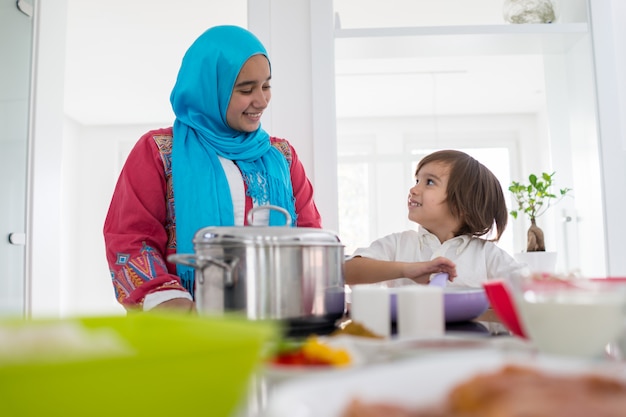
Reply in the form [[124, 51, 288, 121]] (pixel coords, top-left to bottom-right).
[[509, 172, 572, 252]]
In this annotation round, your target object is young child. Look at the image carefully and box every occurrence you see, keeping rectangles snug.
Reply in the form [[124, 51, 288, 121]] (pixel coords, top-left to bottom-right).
[[344, 149, 528, 288]]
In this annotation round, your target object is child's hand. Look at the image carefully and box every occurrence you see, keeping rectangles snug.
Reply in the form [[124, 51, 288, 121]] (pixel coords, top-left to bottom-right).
[[403, 256, 457, 284]]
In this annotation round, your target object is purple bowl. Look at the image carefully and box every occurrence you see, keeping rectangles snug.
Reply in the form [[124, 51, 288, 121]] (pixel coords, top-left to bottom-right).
[[390, 287, 489, 323]]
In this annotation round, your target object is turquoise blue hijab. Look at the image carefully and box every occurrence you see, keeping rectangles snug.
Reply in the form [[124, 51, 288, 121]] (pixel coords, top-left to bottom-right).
[[170, 25, 296, 295]]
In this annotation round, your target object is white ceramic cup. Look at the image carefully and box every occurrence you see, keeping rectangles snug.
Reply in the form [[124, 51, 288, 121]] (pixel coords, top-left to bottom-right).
[[350, 286, 391, 338], [396, 286, 444, 339]]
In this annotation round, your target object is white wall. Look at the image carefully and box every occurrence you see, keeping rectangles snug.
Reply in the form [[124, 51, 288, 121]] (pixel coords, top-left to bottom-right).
[[31, 2, 167, 316], [249, 0, 339, 232], [28, 0, 67, 317], [589, 0, 626, 276], [61, 121, 152, 316], [612, 0, 626, 147]]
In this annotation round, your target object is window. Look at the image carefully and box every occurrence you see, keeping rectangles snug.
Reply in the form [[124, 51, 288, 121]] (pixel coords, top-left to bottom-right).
[[338, 124, 519, 256]]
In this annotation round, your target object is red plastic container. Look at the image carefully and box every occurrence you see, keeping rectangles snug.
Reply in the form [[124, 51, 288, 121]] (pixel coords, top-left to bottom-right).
[[483, 279, 527, 338]]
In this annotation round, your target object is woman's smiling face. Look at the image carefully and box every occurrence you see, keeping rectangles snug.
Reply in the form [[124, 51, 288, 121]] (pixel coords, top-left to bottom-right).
[[226, 54, 272, 133]]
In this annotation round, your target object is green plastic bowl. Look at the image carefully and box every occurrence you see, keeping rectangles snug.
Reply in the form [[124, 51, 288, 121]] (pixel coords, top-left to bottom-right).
[[0, 313, 277, 417]]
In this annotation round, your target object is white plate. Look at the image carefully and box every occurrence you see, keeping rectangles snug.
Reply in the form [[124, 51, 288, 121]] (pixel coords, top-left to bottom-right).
[[324, 333, 501, 362], [262, 349, 624, 417], [261, 334, 497, 387]]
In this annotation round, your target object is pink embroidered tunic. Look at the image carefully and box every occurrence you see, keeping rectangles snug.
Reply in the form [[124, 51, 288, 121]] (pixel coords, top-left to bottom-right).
[[103, 127, 322, 310]]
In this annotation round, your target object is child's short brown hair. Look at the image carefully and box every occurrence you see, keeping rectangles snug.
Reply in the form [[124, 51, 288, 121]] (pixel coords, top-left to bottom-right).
[[415, 150, 508, 241]]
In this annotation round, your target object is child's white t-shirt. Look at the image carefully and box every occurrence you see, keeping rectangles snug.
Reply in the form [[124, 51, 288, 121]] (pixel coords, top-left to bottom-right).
[[348, 226, 529, 288]]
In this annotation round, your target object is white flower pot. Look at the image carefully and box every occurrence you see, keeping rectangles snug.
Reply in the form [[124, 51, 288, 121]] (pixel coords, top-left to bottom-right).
[[514, 251, 557, 273]]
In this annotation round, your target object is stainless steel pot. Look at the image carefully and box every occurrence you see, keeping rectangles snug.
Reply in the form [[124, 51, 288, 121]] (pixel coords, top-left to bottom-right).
[[168, 206, 345, 330]]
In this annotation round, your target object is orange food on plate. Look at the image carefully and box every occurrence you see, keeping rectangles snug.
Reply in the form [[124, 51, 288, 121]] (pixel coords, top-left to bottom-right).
[[270, 336, 351, 367], [341, 365, 626, 417]]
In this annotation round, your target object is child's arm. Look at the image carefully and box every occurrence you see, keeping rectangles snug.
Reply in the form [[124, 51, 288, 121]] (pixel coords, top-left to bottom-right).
[[344, 256, 456, 285]]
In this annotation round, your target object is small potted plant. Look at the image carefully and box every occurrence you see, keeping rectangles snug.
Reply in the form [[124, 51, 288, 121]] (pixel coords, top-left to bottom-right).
[[509, 172, 572, 271]]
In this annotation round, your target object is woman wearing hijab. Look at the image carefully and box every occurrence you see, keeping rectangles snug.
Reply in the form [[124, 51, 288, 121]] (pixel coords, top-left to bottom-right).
[[103, 25, 322, 312]]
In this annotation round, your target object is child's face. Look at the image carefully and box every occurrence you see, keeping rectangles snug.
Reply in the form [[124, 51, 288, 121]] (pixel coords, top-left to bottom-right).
[[408, 161, 460, 235]]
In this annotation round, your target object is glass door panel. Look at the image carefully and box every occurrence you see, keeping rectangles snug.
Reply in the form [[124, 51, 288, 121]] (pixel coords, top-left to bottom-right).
[[0, 0, 33, 316]]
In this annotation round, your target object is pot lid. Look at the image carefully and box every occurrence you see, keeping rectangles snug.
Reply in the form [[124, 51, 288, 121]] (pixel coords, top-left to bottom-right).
[[193, 225, 342, 246], [193, 205, 342, 247]]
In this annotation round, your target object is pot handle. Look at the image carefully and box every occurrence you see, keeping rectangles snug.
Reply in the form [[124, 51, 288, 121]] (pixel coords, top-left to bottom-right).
[[246, 204, 291, 226], [167, 253, 239, 286], [167, 253, 199, 268]]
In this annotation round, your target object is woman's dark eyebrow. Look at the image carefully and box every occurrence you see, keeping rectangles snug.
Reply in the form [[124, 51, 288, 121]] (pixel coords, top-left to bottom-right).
[[234, 76, 271, 89], [234, 80, 256, 89]]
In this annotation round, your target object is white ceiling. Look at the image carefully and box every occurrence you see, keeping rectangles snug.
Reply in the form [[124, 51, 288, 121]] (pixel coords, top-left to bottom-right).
[[63, 0, 546, 126]]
